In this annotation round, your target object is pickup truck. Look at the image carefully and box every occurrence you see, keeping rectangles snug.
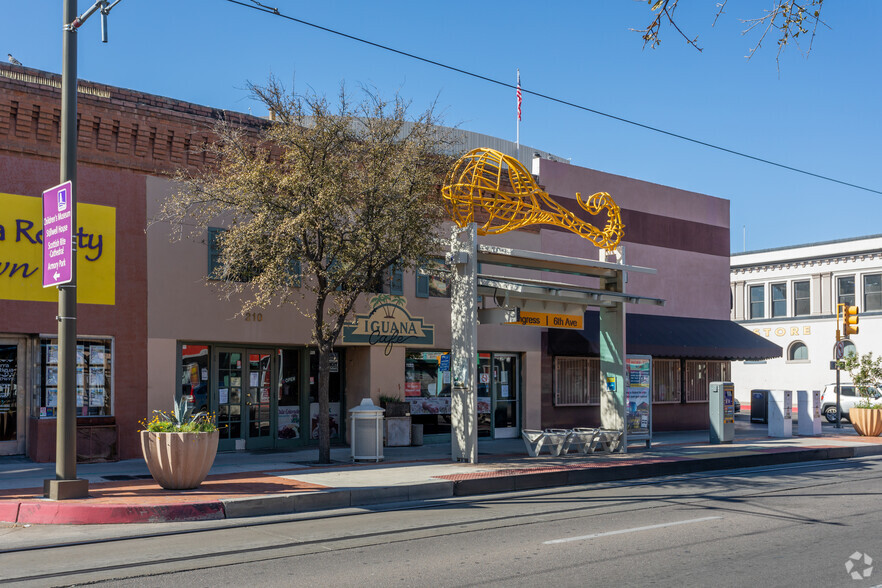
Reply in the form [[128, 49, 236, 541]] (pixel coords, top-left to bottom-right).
[[819, 384, 881, 422]]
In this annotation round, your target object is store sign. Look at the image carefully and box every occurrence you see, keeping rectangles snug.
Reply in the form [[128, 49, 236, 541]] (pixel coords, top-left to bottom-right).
[[342, 294, 434, 354], [0, 192, 116, 304], [508, 311, 583, 329]]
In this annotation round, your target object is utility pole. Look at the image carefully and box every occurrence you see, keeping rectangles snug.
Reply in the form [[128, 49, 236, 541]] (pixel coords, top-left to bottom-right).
[[44, 0, 122, 501]]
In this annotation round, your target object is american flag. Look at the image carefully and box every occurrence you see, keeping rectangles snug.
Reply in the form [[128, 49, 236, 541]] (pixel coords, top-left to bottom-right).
[[517, 69, 522, 121]]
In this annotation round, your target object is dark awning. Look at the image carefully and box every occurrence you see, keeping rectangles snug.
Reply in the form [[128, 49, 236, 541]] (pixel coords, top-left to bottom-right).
[[547, 312, 782, 361]]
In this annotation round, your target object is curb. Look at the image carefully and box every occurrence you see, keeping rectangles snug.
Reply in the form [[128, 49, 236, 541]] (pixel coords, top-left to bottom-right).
[[2, 445, 880, 525]]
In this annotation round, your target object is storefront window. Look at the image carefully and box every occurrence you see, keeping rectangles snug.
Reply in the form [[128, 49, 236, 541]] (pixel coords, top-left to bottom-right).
[[181, 344, 209, 412], [405, 351, 491, 436], [38, 337, 112, 418], [276, 348, 300, 440], [308, 349, 342, 439]]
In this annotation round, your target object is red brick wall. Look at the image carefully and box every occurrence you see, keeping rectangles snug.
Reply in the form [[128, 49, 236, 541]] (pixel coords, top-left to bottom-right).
[[0, 63, 267, 460]]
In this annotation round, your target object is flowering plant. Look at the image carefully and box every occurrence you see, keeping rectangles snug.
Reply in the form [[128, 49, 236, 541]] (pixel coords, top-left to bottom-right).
[[140, 396, 218, 433]]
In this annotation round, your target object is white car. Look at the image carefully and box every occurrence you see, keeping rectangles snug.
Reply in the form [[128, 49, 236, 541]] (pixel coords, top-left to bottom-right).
[[819, 384, 881, 423]]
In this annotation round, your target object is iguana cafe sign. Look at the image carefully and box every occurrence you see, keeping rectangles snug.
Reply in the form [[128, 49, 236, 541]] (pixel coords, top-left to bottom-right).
[[342, 294, 434, 354], [0, 192, 116, 305]]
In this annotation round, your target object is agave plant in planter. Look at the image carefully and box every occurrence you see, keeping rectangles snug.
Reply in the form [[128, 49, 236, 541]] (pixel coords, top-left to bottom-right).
[[139, 397, 219, 489], [840, 351, 882, 437]]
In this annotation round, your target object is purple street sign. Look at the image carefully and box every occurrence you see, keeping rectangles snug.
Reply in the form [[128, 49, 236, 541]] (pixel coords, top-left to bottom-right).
[[42, 181, 74, 288]]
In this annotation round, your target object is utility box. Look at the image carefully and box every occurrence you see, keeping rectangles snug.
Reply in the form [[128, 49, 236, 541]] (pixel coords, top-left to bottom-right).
[[750, 389, 770, 424], [769, 390, 793, 438], [709, 381, 735, 444], [350, 398, 384, 462], [797, 390, 822, 436]]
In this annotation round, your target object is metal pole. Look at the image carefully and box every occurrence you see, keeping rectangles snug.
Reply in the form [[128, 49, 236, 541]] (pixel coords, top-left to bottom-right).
[[835, 365, 842, 429], [45, 0, 88, 500]]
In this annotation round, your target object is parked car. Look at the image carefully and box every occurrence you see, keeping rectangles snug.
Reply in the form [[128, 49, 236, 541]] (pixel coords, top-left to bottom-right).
[[820, 384, 881, 423], [734, 398, 741, 413]]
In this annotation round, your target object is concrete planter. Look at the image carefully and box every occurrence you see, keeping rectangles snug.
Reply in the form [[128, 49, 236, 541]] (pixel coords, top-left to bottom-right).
[[849, 408, 882, 437], [140, 430, 219, 490]]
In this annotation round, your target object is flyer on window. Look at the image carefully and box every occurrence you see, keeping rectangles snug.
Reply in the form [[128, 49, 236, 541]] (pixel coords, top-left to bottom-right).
[[76, 345, 85, 366], [76, 388, 85, 407], [89, 366, 104, 387], [46, 387, 58, 408], [90, 345, 105, 365], [47, 345, 59, 365], [90, 387, 105, 407], [76, 366, 84, 387], [46, 366, 58, 387]]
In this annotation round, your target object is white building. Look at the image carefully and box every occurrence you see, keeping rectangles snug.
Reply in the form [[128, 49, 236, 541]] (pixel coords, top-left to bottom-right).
[[730, 234, 882, 404]]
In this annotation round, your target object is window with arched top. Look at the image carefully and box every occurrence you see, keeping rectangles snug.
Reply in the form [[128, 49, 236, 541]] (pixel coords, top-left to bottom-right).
[[788, 341, 809, 362]]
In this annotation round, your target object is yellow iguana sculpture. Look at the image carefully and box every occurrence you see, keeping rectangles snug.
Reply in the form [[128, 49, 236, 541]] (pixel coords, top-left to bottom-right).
[[441, 148, 624, 250]]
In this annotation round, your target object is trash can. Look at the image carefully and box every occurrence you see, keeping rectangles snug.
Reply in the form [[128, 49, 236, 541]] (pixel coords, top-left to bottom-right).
[[411, 423, 424, 446], [750, 389, 770, 424], [349, 398, 384, 462]]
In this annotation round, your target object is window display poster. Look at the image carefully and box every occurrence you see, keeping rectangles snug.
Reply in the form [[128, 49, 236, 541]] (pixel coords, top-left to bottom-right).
[[76, 366, 84, 387], [407, 396, 450, 415], [47, 345, 58, 365], [76, 345, 85, 366], [90, 387, 105, 407], [405, 381, 421, 397], [250, 371, 260, 387], [500, 384, 510, 398], [277, 405, 300, 439], [90, 345, 105, 365], [90, 367, 105, 387], [46, 366, 58, 386], [76, 388, 85, 407], [46, 387, 58, 407], [219, 388, 229, 404], [625, 355, 652, 440], [309, 402, 341, 439]]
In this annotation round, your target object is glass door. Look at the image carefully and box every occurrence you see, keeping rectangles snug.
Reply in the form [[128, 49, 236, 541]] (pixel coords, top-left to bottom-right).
[[492, 354, 519, 439], [217, 349, 275, 450], [0, 339, 25, 455], [245, 350, 273, 449], [217, 349, 243, 451]]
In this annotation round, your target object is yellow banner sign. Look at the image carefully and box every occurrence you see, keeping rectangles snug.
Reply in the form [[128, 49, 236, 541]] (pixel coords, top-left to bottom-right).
[[0, 192, 116, 305], [508, 311, 583, 329]]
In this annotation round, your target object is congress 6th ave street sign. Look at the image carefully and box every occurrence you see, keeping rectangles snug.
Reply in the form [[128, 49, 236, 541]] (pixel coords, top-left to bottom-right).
[[42, 181, 73, 288]]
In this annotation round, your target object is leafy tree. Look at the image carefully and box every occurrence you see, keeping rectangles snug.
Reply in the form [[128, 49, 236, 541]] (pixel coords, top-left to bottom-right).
[[637, 0, 826, 66], [839, 351, 882, 406], [157, 79, 454, 463]]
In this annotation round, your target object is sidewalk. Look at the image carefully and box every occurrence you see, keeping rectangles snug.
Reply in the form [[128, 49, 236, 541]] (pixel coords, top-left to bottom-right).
[[2, 417, 881, 526]]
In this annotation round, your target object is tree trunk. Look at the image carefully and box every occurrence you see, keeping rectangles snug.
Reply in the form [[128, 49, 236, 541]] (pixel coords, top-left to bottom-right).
[[317, 341, 332, 464]]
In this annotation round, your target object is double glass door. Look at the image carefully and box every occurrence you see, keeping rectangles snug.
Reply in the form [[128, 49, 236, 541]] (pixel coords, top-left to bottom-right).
[[217, 349, 273, 450], [0, 339, 24, 455]]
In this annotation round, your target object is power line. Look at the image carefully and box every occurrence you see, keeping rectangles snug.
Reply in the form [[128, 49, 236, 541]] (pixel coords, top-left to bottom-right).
[[227, 0, 882, 196]]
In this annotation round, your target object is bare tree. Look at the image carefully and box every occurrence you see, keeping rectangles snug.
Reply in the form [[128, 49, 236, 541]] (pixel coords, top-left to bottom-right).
[[157, 79, 454, 463], [636, 0, 827, 66]]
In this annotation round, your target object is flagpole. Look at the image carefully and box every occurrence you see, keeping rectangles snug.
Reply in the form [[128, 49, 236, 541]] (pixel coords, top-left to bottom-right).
[[516, 69, 521, 163]]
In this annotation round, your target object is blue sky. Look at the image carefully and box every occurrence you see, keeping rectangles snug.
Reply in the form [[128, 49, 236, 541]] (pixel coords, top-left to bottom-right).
[[5, 1, 880, 253]]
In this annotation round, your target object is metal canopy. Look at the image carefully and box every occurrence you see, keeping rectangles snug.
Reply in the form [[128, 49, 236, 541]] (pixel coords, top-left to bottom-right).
[[476, 244, 658, 278], [477, 274, 666, 309]]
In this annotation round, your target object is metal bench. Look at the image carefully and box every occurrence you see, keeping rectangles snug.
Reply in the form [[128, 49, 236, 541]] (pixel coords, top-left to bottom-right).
[[521, 429, 547, 457], [543, 428, 570, 456], [590, 429, 624, 453], [563, 427, 599, 454]]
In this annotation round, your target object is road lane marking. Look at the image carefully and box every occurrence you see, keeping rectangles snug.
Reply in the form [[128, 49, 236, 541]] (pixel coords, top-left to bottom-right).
[[543, 516, 722, 545]]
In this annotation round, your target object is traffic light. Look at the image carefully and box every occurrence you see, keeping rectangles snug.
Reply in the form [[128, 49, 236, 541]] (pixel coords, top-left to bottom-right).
[[843, 305, 860, 337]]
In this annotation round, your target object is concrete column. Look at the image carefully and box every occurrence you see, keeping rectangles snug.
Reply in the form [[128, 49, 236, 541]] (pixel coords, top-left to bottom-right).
[[450, 224, 478, 463], [599, 276, 626, 452]]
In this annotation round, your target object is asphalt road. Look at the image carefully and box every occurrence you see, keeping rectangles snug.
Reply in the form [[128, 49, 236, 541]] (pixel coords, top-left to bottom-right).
[[3, 456, 882, 587]]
